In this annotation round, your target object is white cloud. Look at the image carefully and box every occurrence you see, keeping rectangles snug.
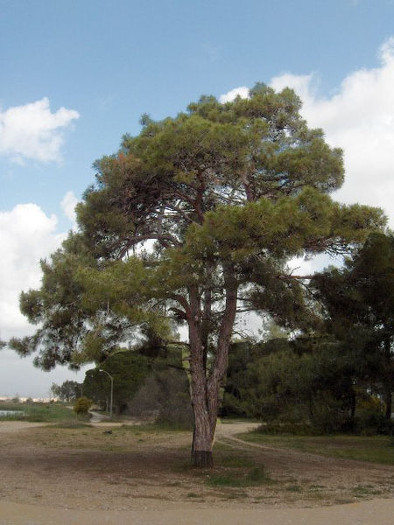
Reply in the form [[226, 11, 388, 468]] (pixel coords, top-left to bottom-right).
[[0, 98, 79, 163], [0, 346, 87, 398], [270, 37, 394, 227], [219, 86, 250, 103], [61, 190, 79, 227], [0, 199, 89, 397], [0, 203, 65, 340]]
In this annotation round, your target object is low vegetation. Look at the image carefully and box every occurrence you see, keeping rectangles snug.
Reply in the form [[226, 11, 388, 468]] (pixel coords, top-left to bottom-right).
[[240, 431, 394, 465], [73, 396, 92, 416], [205, 465, 272, 488], [0, 401, 76, 423]]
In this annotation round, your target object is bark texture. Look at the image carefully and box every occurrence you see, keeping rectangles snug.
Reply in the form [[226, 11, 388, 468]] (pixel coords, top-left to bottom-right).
[[187, 270, 238, 467]]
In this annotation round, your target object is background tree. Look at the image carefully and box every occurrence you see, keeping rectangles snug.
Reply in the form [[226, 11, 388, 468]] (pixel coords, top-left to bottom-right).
[[237, 337, 356, 432], [221, 336, 289, 418], [83, 349, 151, 414], [82, 343, 192, 424], [12, 84, 386, 467], [223, 335, 391, 434], [312, 232, 394, 420], [51, 380, 82, 402], [128, 368, 193, 428]]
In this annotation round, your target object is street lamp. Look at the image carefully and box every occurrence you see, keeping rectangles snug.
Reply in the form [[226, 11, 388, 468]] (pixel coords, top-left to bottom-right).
[[98, 369, 114, 419]]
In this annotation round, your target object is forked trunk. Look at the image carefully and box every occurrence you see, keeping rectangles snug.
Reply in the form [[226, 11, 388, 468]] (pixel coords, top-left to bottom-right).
[[189, 329, 219, 467], [188, 272, 238, 467]]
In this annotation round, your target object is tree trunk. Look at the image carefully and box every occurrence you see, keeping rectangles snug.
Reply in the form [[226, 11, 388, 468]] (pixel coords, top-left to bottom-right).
[[188, 271, 238, 467], [187, 285, 215, 467], [189, 323, 218, 466], [383, 337, 392, 421], [350, 388, 357, 431], [191, 398, 215, 467], [384, 389, 392, 421], [189, 337, 217, 467]]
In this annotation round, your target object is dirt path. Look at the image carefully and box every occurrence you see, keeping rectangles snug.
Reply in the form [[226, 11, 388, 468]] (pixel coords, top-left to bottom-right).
[[0, 420, 393, 524], [1, 498, 393, 524], [0, 421, 47, 432]]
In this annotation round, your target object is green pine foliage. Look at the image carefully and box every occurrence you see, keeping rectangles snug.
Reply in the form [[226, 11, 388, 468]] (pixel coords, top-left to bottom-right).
[[312, 233, 394, 421]]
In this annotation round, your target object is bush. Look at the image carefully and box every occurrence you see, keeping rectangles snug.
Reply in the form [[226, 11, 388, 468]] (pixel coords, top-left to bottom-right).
[[351, 396, 393, 435], [73, 396, 92, 416], [353, 413, 394, 436], [256, 421, 315, 436], [310, 399, 349, 434]]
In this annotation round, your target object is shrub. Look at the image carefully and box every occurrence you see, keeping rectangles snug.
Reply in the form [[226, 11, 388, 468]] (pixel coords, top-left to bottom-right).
[[73, 396, 92, 416], [351, 396, 393, 435], [256, 421, 315, 436]]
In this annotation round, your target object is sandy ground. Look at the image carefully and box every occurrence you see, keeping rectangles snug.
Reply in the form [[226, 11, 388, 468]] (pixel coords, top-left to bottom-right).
[[1, 498, 394, 525], [0, 420, 393, 524]]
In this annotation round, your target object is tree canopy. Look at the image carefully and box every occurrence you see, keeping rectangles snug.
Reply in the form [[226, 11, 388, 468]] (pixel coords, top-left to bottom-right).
[[51, 380, 82, 402], [312, 232, 394, 419], [11, 84, 386, 466], [83, 350, 151, 414]]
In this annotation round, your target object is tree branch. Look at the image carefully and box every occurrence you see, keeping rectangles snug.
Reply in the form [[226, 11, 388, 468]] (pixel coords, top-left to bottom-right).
[[277, 274, 315, 280]]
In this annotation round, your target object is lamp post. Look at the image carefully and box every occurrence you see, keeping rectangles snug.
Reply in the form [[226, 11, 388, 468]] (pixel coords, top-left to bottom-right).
[[99, 369, 114, 419]]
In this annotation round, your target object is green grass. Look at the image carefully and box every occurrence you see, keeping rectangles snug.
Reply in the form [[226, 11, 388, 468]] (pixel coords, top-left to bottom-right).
[[285, 484, 302, 492], [0, 402, 76, 423], [186, 492, 199, 498], [206, 465, 272, 487], [172, 450, 272, 491], [240, 432, 394, 465], [351, 484, 384, 497]]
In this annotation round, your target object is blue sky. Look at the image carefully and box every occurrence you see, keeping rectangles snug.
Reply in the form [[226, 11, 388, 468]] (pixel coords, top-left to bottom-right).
[[1, 0, 394, 397]]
